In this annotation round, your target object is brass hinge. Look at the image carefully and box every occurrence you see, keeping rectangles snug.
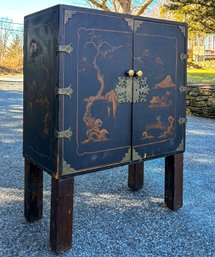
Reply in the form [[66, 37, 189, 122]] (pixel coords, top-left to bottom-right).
[[57, 43, 73, 55], [179, 85, 187, 94], [180, 53, 188, 60], [55, 127, 72, 140], [56, 85, 73, 98], [178, 117, 187, 125]]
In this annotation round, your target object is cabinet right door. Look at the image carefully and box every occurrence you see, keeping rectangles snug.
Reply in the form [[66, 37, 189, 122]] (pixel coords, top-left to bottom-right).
[[132, 19, 187, 161]]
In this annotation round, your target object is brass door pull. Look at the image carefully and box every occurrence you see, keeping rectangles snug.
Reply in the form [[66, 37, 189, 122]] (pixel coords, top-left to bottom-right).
[[127, 70, 135, 77], [136, 70, 143, 77]]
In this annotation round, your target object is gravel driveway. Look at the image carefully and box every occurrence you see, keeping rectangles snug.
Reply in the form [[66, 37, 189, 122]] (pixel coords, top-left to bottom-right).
[[0, 76, 214, 257]]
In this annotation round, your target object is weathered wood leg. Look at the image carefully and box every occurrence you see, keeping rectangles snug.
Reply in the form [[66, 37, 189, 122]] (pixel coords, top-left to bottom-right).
[[50, 177, 74, 253], [128, 161, 144, 191], [24, 159, 43, 222], [165, 153, 183, 211]]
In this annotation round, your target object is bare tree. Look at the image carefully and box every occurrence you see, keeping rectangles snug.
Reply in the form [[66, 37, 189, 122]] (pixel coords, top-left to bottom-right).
[[4, 33, 23, 71], [0, 18, 13, 61], [86, 0, 155, 15]]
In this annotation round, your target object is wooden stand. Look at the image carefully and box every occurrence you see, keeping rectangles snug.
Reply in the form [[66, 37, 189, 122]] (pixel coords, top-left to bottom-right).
[[50, 176, 74, 253], [128, 161, 144, 191], [24, 159, 43, 222], [24, 155, 183, 253], [24, 159, 74, 253], [165, 153, 183, 210]]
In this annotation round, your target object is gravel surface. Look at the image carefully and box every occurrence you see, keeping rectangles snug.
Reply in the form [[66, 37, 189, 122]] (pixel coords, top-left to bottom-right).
[[0, 76, 215, 257]]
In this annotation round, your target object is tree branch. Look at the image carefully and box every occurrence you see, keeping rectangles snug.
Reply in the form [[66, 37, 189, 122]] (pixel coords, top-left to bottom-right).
[[102, 0, 107, 5], [112, 0, 118, 12], [86, 0, 110, 11], [198, 20, 214, 33], [136, 0, 154, 16], [117, 0, 125, 8], [117, 0, 131, 13]]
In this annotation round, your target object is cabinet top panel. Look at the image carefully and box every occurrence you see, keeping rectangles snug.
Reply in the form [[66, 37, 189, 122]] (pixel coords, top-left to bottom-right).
[[24, 4, 187, 29]]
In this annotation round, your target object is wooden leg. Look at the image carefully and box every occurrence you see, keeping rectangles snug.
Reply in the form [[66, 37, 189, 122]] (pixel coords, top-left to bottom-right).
[[165, 153, 183, 211], [24, 159, 43, 222], [50, 176, 74, 253], [128, 161, 144, 191]]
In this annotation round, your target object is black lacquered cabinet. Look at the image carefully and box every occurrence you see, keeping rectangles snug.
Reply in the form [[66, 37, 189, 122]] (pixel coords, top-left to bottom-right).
[[24, 4, 187, 253]]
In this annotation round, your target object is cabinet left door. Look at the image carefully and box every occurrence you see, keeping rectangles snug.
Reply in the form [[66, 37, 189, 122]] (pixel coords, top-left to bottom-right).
[[58, 8, 133, 176]]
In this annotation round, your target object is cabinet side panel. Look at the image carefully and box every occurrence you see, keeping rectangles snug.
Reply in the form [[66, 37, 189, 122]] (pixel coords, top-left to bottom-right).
[[23, 7, 59, 175]]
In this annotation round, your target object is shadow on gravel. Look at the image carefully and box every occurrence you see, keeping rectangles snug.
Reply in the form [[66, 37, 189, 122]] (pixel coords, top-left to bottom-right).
[[0, 87, 215, 257]]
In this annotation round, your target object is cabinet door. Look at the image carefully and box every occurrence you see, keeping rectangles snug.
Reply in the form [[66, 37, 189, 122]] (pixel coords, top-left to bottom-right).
[[59, 8, 133, 176], [132, 19, 187, 161]]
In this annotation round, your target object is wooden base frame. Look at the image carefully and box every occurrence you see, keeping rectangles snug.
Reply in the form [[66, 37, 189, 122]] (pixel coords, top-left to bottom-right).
[[24, 154, 183, 253]]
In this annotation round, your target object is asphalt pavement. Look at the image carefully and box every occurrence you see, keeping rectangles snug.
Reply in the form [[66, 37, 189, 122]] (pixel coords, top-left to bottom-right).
[[0, 76, 214, 257]]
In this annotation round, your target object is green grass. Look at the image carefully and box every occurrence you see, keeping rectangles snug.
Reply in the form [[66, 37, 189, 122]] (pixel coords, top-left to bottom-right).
[[187, 69, 215, 84]]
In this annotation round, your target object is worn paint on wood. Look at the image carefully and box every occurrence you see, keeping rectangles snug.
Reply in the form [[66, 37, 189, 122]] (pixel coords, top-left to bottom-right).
[[128, 161, 144, 191], [24, 159, 43, 222], [50, 176, 74, 253], [165, 153, 183, 210]]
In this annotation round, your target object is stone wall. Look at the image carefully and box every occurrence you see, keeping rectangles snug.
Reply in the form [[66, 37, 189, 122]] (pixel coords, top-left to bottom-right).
[[186, 84, 215, 119]]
